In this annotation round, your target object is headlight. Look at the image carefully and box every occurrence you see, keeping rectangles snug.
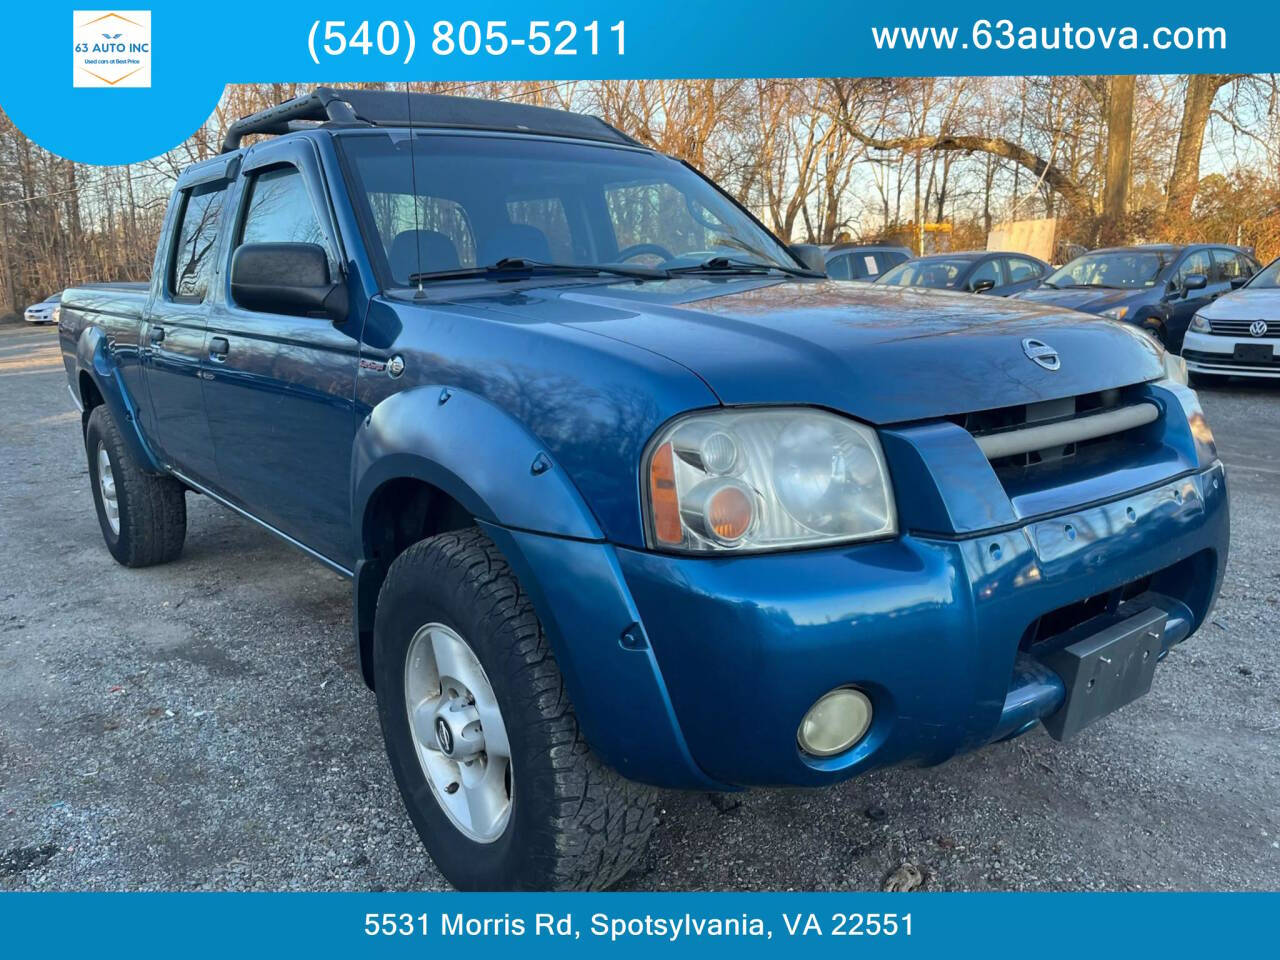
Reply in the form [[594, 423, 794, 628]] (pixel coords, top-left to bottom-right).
[[51, 305, 61, 325], [1189, 312, 1210, 333], [1163, 351, 1188, 386], [644, 408, 896, 553], [1100, 306, 1129, 321]]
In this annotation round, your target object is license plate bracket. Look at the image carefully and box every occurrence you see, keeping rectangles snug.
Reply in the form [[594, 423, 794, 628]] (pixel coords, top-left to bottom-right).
[[1038, 606, 1167, 741], [1234, 343, 1274, 363]]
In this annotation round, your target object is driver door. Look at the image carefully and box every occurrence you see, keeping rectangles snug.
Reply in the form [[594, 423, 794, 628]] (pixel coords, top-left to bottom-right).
[[1167, 249, 1214, 350]]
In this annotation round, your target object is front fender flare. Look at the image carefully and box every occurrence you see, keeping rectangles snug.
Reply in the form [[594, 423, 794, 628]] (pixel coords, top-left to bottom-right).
[[351, 385, 604, 546]]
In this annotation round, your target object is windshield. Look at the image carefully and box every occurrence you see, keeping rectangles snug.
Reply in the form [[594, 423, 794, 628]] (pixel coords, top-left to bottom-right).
[[1045, 251, 1172, 289], [1245, 258, 1280, 289], [876, 258, 970, 289], [338, 131, 798, 285]]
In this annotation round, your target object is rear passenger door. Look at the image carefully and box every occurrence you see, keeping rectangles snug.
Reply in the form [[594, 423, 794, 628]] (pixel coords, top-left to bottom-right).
[[202, 140, 361, 567], [141, 174, 227, 487]]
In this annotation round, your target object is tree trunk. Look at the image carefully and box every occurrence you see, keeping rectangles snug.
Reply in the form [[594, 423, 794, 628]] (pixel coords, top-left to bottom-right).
[[1101, 75, 1136, 233], [1166, 74, 1231, 219]]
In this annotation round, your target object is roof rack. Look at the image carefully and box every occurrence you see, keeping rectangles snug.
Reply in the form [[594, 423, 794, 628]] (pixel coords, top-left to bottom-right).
[[220, 86, 640, 153]]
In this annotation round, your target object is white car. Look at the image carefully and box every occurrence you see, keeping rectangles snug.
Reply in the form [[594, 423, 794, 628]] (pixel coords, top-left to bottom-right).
[[23, 292, 62, 324], [1183, 256, 1280, 383]]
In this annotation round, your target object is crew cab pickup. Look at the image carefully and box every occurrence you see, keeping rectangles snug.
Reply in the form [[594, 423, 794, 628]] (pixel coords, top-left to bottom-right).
[[59, 88, 1229, 891]]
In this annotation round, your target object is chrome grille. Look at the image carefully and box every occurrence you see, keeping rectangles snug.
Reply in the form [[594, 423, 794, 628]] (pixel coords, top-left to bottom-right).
[[1207, 318, 1274, 337]]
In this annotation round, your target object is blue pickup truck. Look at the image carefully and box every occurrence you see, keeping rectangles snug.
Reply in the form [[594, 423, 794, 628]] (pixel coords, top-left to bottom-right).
[[59, 89, 1228, 891]]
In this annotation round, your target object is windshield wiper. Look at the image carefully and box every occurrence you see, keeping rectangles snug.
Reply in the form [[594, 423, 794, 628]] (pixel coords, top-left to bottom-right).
[[408, 257, 668, 284], [667, 255, 821, 278]]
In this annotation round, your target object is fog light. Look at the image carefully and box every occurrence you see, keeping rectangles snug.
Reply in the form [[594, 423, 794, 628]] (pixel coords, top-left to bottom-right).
[[798, 688, 872, 757]]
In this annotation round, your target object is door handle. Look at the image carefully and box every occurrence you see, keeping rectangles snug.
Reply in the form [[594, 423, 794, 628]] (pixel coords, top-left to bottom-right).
[[209, 336, 229, 362], [149, 325, 165, 344]]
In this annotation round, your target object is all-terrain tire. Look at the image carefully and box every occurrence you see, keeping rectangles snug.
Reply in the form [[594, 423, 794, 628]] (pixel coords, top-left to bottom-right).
[[373, 527, 658, 890], [85, 405, 186, 567]]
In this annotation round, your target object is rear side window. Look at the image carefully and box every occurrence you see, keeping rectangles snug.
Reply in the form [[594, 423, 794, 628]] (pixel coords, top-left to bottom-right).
[[238, 166, 327, 249], [169, 182, 228, 301], [826, 255, 851, 280], [848, 253, 882, 280], [1211, 248, 1250, 282]]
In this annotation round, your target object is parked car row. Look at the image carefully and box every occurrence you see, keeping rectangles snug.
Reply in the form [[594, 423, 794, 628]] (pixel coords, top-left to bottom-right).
[[822, 240, 1275, 383]]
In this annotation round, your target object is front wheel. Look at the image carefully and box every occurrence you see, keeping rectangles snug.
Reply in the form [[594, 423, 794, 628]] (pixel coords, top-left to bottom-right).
[[373, 528, 658, 890]]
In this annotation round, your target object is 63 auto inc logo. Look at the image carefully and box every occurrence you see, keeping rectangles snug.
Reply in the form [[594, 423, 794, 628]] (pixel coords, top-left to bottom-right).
[[72, 11, 151, 87]]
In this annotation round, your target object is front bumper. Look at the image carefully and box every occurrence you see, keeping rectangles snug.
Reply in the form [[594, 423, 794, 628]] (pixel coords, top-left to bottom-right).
[[614, 463, 1227, 788], [1183, 329, 1280, 378]]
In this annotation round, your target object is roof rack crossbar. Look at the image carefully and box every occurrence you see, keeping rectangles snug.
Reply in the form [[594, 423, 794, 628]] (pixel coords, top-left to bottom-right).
[[220, 87, 363, 153], [219, 86, 640, 153]]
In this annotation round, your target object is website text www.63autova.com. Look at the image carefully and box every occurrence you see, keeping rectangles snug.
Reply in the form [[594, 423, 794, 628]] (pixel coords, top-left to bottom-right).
[[870, 18, 1225, 53]]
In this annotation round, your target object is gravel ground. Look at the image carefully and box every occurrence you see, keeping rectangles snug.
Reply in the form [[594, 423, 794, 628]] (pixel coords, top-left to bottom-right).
[[1, 322, 1277, 892]]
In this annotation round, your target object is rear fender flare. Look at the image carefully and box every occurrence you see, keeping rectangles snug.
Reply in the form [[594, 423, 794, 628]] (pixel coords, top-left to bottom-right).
[[75, 326, 162, 473]]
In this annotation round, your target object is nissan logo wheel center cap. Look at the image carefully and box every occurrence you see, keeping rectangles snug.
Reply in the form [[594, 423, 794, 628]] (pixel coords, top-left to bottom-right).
[[435, 716, 455, 755]]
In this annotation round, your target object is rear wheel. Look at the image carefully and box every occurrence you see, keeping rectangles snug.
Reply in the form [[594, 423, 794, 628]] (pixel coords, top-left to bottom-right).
[[85, 405, 186, 567], [373, 527, 658, 890]]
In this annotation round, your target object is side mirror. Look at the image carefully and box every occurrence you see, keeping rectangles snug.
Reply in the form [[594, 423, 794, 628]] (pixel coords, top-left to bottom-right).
[[1182, 273, 1208, 292], [789, 244, 827, 275], [971, 278, 997, 293], [230, 242, 347, 320], [1230, 276, 1249, 290]]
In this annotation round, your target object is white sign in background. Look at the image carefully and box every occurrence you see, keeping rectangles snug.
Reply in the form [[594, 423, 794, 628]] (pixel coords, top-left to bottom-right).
[[72, 10, 152, 88]]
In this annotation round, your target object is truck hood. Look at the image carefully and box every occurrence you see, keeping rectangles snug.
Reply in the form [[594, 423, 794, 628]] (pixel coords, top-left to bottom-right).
[[507, 278, 1163, 424], [1012, 285, 1149, 315], [1198, 287, 1280, 319]]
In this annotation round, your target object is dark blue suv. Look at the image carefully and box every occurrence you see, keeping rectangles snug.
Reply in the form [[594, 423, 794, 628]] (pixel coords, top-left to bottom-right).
[[1015, 244, 1261, 353]]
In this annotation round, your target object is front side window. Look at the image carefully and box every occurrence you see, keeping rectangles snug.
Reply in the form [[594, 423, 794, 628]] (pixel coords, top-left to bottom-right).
[[1174, 249, 1212, 287], [877, 258, 970, 289], [967, 258, 1003, 290], [337, 132, 797, 286], [237, 166, 327, 249], [1045, 251, 1172, 290], [169, 181, 227, 301]]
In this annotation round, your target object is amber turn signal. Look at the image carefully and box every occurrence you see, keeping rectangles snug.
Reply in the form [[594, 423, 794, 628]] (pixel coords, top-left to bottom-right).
[[649, 442, 683, 544]]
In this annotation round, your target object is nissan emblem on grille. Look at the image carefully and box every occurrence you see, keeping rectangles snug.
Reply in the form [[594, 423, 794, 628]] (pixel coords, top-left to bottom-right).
[[1250, 320, 1269, 337], [1022, 338, 1061, 371]]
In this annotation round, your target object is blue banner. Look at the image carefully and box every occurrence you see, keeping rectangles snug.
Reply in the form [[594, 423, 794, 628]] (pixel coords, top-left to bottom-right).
[[1, 1, 1271, 163], [1, 892, 1276, 956]]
